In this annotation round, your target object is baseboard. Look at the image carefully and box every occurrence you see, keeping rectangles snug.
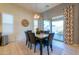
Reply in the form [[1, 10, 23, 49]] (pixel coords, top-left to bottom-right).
[[54, 39, 64, 42]]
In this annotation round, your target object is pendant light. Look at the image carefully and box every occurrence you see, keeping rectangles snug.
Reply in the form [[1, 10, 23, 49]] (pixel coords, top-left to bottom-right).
[[34, 14, 40, 19]]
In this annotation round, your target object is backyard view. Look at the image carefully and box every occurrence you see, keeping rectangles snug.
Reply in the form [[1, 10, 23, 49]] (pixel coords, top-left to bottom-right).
[[52, 20, 64, 41]]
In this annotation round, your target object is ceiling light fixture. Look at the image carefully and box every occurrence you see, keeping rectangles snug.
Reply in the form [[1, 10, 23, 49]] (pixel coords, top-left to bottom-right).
[[34, 14, 40, 19]]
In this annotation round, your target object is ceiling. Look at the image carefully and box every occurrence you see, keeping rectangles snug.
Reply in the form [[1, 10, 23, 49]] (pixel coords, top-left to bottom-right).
[[15, 3, 60, 13]]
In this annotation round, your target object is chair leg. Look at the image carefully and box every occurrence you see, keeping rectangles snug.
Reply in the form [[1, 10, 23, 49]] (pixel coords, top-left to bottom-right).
[[30, 44, 32, 49], [40, 42, 43, 55], [26, 39, 29, 45], [26, 41, 27, 45], [34, 44, 36, 53], [50, 44, 53, 51], [27, 42, 30, 48], [47, 46, 49, 55]]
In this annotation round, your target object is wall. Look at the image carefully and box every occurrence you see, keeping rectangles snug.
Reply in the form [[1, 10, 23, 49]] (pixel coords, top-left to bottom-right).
[[41, 3, 79, 44], [0, 14, 2, 32], [73, 4, 79, 44], [0, 4, 35, 42]]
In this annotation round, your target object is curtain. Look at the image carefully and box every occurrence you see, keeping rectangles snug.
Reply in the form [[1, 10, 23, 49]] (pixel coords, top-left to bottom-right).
[[64, 5, 74, 44]]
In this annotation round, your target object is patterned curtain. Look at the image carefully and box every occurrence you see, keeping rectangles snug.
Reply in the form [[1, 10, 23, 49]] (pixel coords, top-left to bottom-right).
[[64, 5, 74, 44]]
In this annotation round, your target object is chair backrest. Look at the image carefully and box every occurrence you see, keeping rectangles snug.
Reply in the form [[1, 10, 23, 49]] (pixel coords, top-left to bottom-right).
[[28, 32, 36, 43], [25, 31, 32, 41], [48, 33, 54, 41], [27, 30, 32, 32]]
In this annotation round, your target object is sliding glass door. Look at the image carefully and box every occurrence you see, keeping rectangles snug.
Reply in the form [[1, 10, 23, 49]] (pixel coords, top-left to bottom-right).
[[52, 20, 64, 41]]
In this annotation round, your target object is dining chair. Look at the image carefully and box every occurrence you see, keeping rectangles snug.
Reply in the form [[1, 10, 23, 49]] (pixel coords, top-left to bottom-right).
[[43, 33, 54, 55], [48, 33, 54, 51], [25, 30, 32, 47], [28, 32, 40, 52]]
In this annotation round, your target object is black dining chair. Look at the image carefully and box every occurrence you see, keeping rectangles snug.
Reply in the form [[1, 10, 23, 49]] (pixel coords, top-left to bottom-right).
[[43, 33, 54, 55], [28, 32, 40, 52], [48, 33, 54, 51], [25, 30, 32, 47]]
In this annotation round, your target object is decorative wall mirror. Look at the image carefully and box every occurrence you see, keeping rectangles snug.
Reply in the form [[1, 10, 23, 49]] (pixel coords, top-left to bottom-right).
[[21, 19, 29, 27]]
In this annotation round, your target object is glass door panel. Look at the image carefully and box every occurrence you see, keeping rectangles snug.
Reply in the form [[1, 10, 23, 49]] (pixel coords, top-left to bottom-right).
[[52, 20, 64, 41]]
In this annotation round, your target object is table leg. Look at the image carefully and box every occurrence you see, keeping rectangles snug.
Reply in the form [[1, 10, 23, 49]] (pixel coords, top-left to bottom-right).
[[40, 42, 42, 55]]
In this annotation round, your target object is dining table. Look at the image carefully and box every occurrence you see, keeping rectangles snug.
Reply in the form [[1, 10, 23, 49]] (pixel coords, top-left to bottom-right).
[[35, 33, 49, 55]]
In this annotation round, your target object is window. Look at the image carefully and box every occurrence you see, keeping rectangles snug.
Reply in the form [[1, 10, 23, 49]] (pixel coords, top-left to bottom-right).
[[44, 20, 50, 31], [34, 20, 38, 32], [2, 13, 14, 34]]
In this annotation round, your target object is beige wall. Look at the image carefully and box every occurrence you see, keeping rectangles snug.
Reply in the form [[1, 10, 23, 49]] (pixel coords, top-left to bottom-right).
[[0, 4, 35, 42], [41, 3, 79, 44]]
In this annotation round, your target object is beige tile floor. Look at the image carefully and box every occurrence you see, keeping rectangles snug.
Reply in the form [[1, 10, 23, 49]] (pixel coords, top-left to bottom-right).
[[0, 40, 79, 55]]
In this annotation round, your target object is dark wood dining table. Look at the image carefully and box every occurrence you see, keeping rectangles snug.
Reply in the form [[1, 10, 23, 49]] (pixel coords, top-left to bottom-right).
[[35, 33, 49, 55]]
